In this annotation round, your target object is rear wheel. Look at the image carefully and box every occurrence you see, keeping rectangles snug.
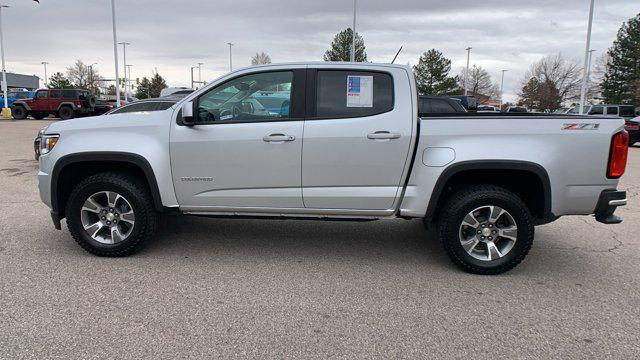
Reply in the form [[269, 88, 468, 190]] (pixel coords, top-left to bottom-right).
[[58, 106, 75, 120], [11, 105, 27, 120], [436, 185, 534, 275], [65, 172, 157, 257]]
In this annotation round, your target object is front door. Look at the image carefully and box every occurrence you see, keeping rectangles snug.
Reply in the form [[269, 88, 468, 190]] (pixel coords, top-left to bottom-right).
[[170, 68, 306, 210], [301, 68, 414, 210], [31, 90, 49, 112]]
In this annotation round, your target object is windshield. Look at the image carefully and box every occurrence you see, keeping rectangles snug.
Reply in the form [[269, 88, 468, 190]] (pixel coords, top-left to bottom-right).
[[567, 106, 590, 114]]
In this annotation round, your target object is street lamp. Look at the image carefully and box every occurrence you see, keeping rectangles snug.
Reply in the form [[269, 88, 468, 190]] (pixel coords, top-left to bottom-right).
[[88, 62, 97, 92], [350, 0, 357, 62], [579, 0, 595, 115], [41, 61, 49, 88], [463, 47, 472, 96], [110, 0, 121, 107], [585, 49, 596, 100], [227, 43, 233, 71], [190, 66, 197, 89], [0, 4, 10, 116], [118, 41, 130, 102], [126, 64, 133, 96], [500, 69, 508, 110], [197, 62, 204, 86]]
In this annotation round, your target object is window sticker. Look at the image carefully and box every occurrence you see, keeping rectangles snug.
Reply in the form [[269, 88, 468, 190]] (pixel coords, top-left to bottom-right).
[[346, 75, 373, 108]]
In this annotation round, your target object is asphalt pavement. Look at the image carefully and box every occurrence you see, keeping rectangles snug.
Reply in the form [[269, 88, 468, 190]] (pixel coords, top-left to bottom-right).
[[1, 119, 639, 359]]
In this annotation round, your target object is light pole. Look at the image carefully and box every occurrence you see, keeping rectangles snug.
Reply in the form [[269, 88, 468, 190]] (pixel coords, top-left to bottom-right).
[[41, 61, 49, 88], [585, 49, 596, 100], [463, 47, 472, 96], [126, 64, 133, 97], [118, 41, 130, 102], [227, 43, 233, 71], [500, 69, 508, 110], [350, 0, 357, 62], [190, 66, 196, 89], [88, 62, 97, 92], [579, 0, 595, 115], [0, 4, 10, 115], [197, 62, 204, 88], [110, 0, 121, 107]]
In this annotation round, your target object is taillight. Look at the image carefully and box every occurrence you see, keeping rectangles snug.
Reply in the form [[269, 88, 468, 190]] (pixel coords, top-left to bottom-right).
[[624, 120, 639, 131], [607, 131, 628, 179]]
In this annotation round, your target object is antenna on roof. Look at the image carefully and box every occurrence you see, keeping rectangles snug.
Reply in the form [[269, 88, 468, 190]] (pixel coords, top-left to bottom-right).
[[391, 46, 403, 64]]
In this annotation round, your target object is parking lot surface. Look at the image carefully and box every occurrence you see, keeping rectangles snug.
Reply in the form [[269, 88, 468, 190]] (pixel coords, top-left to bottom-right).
[[1, 119, 639, 359]]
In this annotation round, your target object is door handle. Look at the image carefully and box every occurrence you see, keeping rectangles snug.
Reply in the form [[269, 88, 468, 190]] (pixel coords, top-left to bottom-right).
[[263, 133, 295, 142], [367, 131, 401, 140]]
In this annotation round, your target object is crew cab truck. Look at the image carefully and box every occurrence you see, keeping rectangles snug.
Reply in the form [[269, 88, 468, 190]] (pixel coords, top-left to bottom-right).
[[36, 63, 629, 275]]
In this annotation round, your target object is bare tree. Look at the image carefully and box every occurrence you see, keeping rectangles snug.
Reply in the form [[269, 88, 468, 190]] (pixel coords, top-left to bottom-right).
[[457, 64, 500, 104], [587, 53, 609, 102], [66, 60, 105, 94], [519, 53, 582, 108], [251, 52, 272, 65]]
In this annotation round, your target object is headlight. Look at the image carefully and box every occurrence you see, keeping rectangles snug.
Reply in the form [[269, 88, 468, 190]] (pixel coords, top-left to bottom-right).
[[40, 135, 59, 155]]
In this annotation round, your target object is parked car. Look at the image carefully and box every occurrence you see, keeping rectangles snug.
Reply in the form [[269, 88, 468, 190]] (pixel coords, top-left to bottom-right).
[[37, 63, 628, 275], [567, 104, 636, 119], [506, 106, 528, 113], [104, 97, 179, 115], [477, 105, 500, 113], [160, 87, 194, 97], [553, 107, 570, 114], [625, 116, 640, 145], [92, 99, 115, 115], [418, 95, 466, 115], [12, 89, 95, 120], [1, 90, 36, 107]]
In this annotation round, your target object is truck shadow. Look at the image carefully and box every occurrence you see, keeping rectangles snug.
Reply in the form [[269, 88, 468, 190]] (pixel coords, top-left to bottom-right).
[[147, 215, 453, 269]]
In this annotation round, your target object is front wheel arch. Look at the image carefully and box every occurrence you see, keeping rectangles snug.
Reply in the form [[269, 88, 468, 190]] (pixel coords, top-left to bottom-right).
[[52, 153, 164, 222]]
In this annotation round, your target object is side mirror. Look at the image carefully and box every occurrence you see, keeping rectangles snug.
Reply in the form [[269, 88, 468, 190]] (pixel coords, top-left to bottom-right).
[[181, 101, 195, 125]]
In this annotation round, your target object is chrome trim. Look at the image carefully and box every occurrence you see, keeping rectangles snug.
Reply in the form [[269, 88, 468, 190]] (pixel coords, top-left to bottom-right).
[[608, 198, 627, 206]]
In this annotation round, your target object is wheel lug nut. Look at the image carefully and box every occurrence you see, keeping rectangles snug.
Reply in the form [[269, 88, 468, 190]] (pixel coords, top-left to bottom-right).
[[492, 230, 496, 234], [101, 216, 106, 220], [106, 221, 111, 225], [477, 230, 481, 234], [489, 224, 493, 228], [481, 224, 486, 228], [488, 236, 493, 240], [481, 236, 485, 240]]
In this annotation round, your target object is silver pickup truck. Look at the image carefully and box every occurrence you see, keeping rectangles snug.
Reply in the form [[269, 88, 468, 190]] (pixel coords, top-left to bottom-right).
[[36, 62, 629, 274]]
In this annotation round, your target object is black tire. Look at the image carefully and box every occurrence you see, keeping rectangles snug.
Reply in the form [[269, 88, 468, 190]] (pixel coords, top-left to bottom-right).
[[436, 185, 534, 275], [11, 105, 28, 120], [65, 172, 158, 257], [58, 106, 75, 120], [32, 113, 46, 120]]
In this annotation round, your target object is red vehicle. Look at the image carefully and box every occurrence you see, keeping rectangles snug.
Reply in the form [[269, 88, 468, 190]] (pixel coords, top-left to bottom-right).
[[12, 89, 95, 120]]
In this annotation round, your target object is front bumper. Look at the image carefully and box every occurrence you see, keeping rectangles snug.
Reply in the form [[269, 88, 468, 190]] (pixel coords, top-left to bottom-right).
[[594, 190, 626, 224]]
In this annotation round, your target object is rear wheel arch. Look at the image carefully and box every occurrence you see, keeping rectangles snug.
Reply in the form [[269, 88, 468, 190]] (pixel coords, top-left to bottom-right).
[[51, 152, 164, 221], [425, 160, 553, 224]]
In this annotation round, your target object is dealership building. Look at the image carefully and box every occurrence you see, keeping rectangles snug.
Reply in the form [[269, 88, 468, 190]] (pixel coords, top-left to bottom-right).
[[3, 72, 40, 90]]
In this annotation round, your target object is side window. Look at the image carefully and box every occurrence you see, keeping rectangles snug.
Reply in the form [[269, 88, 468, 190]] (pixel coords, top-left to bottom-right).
[[155, 102, 175, 111], [35, 90, 48, 99], [316, 71, 393, 118], [50, 90, 61, 99], [110, 102, 155, 114], [428, 99, 456, 113], [61, 90, 76, 100], [590, 106, 604, 115], [620, 106, 635, 117], [606, 106, 619, 115], [196, 71, 293, 123]]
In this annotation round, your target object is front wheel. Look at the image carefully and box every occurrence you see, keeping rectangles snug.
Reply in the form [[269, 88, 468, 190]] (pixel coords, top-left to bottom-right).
[[12, 106, 28, 120], [65, 172, 157, 257], [437, 185, 534, 275]]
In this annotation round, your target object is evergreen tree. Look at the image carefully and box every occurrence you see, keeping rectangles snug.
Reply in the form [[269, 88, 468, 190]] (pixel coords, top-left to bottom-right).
[[323, 28, 367, 62], [413, 49, 458, 95], [148, 73, 167, 98], [135, 77, 152, 99], [601, 13, 640, 106], [47, 72, 73, 89]]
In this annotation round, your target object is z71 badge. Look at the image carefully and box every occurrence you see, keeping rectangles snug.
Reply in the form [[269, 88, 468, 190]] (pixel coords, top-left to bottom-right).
[[562, 123, 600, 130], [181, 177, 214, 182]]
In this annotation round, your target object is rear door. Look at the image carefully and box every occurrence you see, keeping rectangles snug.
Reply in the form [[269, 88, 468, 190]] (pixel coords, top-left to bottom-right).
[[301, 66, 414, 210]]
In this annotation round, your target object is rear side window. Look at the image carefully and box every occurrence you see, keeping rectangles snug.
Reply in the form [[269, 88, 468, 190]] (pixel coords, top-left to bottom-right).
[[50, 90, 61, 99], [606, 106, 619, 115], [620, 106, 635, 117], [62, 90, 76, 100], [315, 71, 393, 118]]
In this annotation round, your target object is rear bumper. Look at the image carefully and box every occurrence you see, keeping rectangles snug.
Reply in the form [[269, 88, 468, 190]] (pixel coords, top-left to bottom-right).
[[594, 190, 626, 224]]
